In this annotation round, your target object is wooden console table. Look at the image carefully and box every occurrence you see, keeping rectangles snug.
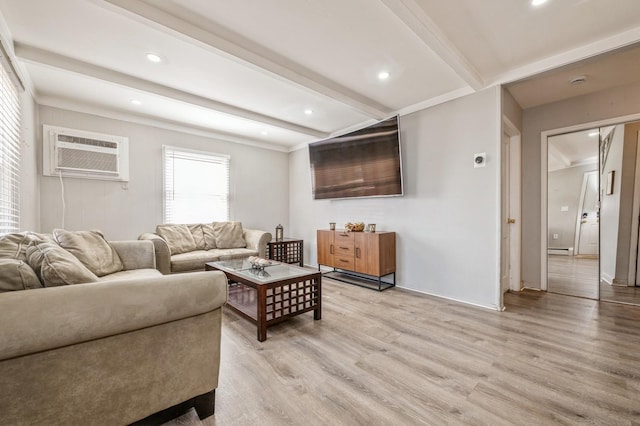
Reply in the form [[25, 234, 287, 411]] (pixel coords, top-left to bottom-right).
[[267, 238, 303, 267], [317, 229, 395, 291]]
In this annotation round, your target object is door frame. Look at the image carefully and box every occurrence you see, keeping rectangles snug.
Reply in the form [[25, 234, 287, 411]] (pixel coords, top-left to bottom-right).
[[540, 113, 640, 291], [501, 116, 522, 300]]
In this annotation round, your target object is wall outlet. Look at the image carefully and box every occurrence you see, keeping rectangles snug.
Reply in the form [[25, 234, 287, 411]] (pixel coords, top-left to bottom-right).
[[553, 234, 559, 240]]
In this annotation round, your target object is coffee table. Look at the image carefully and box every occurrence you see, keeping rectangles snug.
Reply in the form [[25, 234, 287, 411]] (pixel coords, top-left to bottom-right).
[[205, 259, 321, 342]]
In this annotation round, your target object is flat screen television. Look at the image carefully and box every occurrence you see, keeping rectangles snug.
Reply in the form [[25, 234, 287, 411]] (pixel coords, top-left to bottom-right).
[[309, 116, 403, 200]]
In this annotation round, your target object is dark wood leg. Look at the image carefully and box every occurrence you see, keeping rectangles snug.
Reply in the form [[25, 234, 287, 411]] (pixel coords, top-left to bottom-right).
[[257, 286, 267, 341], [194, 389, 216, 420], [314, 275, 322, 320]]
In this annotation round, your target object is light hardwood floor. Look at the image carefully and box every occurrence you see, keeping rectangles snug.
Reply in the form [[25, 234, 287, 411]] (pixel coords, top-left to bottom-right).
[[164, 277, 640, 426], [547, 255, 599, 299]]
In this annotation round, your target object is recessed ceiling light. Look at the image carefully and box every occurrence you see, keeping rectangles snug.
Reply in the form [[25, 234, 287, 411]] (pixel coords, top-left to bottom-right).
[[130, 99, 142, 105], [304, 109, 313, 115], [531, 0, 548, 6], [145, 53, 162, 63], [378, 71, 390, 80]]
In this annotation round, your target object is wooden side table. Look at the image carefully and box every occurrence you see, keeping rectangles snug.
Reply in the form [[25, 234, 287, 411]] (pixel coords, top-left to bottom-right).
[[267, 238, 303, 267]]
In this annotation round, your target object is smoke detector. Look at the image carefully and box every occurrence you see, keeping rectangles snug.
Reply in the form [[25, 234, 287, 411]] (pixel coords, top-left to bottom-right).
[[569, 75, 588, 85]]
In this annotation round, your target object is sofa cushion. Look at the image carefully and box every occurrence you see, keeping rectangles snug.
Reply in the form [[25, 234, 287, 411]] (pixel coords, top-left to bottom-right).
[[202, 223, 217, 249], [170, 250, 221, 273], [187, 224, 206, 250], [211, 248, 257, 261], [0, 259, 43, 292], [156, 224, 197, 255], [213, 221, 246, 249], [53, 229, 124, 277], [26, 241, 99, 287], [98, 268, 163, 282], [0, 232, 52, 261]]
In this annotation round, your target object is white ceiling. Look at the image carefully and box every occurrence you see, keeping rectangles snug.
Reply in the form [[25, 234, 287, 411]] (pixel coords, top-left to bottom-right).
[[548, 128, 599, 172], [2, 0, 640, 151]]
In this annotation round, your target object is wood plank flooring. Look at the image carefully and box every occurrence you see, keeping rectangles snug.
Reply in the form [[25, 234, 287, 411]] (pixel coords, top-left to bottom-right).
[[547, 255, 599, 299], [163, 277, 640, 426]]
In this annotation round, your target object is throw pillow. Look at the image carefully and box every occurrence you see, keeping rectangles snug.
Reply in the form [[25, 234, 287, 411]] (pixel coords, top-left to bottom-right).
[[26, 241, 99, 287], [203, 223, 217, 249], [0, 232, 51, 261], [187, 224, 206, 250], [0, 259, 43, 292], [53, 229, 124, 277], [212, 221, 246, 249], [156, 224, 197, 255]]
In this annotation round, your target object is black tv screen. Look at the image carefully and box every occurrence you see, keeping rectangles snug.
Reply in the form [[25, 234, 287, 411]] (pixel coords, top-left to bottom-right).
[[309, 116, 403, 200]]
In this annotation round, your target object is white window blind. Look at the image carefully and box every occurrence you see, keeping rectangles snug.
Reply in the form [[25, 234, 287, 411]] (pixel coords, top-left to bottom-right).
[[163, 146, 230, 224], [0, 60, 20, 234]]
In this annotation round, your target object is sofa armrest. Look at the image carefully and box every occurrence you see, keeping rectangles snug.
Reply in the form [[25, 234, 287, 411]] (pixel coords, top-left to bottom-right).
[[0, 271, 227, 361], [243, 229, 272, 258], [139, 233, 171, 274], [110, 240, 155, 270]]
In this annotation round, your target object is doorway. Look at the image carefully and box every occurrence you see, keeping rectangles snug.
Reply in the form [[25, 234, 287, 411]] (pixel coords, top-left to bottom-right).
[[546, 130, 599, 299], [541, 118, 640, 305], [500, 117, 521, 308]]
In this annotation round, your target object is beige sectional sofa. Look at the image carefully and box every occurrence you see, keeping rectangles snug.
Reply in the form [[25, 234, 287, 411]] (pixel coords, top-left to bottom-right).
[[140, 221, 272, 274], [0, 230, 227, 425]]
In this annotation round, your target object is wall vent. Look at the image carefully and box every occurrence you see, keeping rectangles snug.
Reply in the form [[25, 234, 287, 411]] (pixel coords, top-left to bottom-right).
[[43, 125, 129, 181]]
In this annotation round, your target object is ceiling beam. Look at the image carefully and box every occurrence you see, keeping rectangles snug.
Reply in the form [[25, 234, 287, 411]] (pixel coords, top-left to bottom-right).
[[380, 0, 485, 90], [14, 43, 328, 139], [101, 0, 392, 119]]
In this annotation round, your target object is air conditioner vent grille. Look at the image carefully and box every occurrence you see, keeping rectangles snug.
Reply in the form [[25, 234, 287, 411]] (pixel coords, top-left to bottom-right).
[[58, 135, 118, 149], [58, 148, 118, 174], [43, 124, 129, 181]]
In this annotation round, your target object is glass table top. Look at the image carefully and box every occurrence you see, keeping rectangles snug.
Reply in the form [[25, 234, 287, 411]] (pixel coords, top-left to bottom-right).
[[209, 259, 315, 283]]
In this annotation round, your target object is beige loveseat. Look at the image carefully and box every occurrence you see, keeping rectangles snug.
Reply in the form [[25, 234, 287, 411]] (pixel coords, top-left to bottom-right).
[[0, 230, 227, 425], [140, 221, 272, 274]]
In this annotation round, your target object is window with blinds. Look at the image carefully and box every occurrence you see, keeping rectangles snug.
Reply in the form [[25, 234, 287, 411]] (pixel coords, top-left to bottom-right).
[[0, 60, 20, 234], [163, 146, 230, 224]]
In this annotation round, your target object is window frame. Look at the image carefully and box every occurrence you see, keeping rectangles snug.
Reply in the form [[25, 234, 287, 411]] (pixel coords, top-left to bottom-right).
[[0, 58, 21, 234], [162, 145, 231, 224]]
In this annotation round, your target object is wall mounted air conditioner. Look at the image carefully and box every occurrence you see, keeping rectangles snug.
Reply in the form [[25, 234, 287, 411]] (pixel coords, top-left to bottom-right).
[[43, 125, 129, 181]]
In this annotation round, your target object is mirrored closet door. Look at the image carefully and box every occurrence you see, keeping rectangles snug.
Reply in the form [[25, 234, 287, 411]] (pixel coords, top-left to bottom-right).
[[546, 120, 640, 305]]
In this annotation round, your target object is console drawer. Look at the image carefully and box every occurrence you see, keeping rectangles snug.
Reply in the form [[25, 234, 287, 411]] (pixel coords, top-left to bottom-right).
[[334, 256, 355, 270], [334, 232, 354, 245], [334, 243, 355, 256]]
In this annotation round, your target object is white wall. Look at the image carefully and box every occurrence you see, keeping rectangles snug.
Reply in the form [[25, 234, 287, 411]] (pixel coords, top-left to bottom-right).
[[19, 90, 39, 231], [289, 87, 502, 309], [38, 106, 289, 240]]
